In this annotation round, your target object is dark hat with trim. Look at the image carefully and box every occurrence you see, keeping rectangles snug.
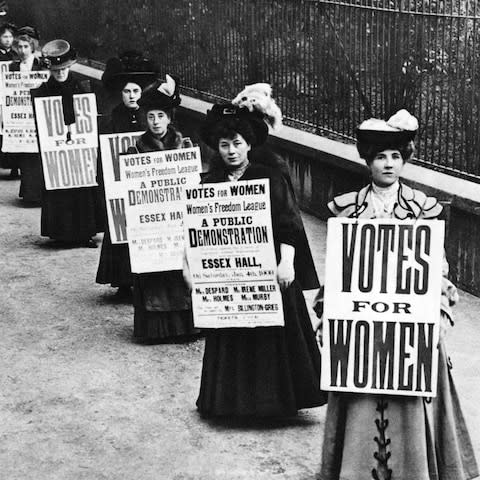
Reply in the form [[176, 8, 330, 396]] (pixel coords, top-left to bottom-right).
[[137, 74, 181, 112], [42, 39, 77, 70], [201, 103, 269, 149], [102, 50, 158, 91], [16, 25, 40, 40], [356, 109, 418, 147]]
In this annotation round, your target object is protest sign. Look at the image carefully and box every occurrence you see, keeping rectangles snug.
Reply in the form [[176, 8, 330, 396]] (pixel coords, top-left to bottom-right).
[[184, 179, 284, 329], [119, 146, 202, 273], [0, 61, 12, 134], [99, 131, 143, 244], [34, 93, 98, 190], [2, 70, 49, 152], [321, 218, 445, 397]]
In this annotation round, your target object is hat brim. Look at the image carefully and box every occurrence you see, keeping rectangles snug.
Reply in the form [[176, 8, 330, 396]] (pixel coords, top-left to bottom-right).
[[49, 58, 77, 70], [104, 72, 158, 91], [356, 129, 416, 147]]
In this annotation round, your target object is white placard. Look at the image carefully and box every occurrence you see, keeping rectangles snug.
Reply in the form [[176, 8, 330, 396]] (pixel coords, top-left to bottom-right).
[[322, 218, 445, 397], [184, 179, 284, 328]]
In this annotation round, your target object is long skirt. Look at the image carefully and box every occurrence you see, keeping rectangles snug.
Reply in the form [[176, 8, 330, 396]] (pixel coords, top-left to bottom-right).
[[18, 153, 43, 203], [196, 281, 327, 417], [41, 187, 103, 242], [96, 229, 132, 288], [133, 271, 196, 342], [319, 340, 479, 480]]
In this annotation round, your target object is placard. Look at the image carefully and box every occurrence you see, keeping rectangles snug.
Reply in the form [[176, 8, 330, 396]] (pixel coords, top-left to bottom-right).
[[2, 70, 49, 152], [34, 93, 98, 190], [119, 146, 202, 273], [184, 179, 284, 329], [0, 61, 12, 135], [99, 131, 143, 244], [322, 218, 445, 397]]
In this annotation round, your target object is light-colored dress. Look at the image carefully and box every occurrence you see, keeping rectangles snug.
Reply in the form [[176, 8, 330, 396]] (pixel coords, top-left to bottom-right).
[[317, 182, 478, 480]]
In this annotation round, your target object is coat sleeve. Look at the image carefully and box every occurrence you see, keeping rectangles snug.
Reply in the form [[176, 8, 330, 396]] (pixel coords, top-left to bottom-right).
[[269, 170, 302, 247]]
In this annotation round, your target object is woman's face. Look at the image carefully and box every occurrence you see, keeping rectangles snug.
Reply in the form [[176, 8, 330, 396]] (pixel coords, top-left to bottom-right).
[[218, 133, 251, 168], [51, 67, 70, 83], [0, 30, 13, 49], [121, 82, 141, 109], [369, 149, 404, 187], [147, 109, 170, 137], [16, 39, 33, 61]]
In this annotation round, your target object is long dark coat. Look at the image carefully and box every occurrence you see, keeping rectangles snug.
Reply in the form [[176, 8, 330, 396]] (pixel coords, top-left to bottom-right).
[[32, 74, 103, 242], [196, 161, 326, 417]]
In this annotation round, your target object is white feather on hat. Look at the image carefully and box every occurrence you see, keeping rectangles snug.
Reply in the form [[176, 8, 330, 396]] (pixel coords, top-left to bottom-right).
[[232, 83, 283, 131], [158, 74, 176, 97]]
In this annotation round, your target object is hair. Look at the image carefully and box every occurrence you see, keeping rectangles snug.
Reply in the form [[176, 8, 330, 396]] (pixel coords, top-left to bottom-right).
[[146, 106, 173, 120], [0, 23, 15, 36], [208, 117, 256, 149], [14, 34, 38, 52], [357, 140, 415, 164]]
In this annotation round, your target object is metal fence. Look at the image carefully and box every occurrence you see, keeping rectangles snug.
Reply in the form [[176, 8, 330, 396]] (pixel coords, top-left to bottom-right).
[[11, 0, 480, 179]]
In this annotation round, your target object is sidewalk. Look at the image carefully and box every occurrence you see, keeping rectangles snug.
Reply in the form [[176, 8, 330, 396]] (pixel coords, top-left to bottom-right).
[[0, 169, 478, 479]]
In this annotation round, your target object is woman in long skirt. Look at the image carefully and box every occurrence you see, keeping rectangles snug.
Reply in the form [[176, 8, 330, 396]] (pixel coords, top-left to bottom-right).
[[191, 102, 326, 417], [315, 110, 478, 480], [96, 51, 156, 296]]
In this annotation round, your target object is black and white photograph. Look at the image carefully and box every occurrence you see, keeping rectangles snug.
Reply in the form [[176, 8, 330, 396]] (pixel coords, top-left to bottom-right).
[[0, 1, 479, 479]]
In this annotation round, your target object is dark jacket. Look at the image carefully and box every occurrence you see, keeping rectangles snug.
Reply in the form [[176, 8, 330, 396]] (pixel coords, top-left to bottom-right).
[[9, 57, 46, 71], [0, 47, 18, 61], [111, 103, 147, 134]]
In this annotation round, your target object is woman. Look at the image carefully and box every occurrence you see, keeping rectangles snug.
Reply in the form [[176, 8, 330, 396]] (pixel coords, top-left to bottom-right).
[[7, 26, 46, 203], [192, 104, 326, 417], [32, 39, 102, 247], [0, 22, 16, 60], [0, 22, 18, 177], [96, 51, 157, 297], [315, 110, 478, 480], [128, 76, 196, 342]]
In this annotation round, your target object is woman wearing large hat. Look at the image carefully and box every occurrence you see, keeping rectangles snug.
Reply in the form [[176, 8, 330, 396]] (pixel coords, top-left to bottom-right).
[[126, 75, 197, 342], [189, 103, 326, 417], [315, 110, 478, 479], [4, 26, 47, 203], [96, 51, 157, 298], [31, 39, 102, 247]]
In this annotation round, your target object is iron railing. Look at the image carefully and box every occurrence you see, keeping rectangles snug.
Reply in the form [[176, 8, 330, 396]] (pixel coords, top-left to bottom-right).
[[11, 0, 480, 179]]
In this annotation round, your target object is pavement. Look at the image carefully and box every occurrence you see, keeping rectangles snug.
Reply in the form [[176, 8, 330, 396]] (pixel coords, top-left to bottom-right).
[[0, 167, 478, 479]]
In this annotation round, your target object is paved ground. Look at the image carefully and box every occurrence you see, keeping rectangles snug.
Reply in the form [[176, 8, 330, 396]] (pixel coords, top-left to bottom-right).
[[0, 168, 478, 479]]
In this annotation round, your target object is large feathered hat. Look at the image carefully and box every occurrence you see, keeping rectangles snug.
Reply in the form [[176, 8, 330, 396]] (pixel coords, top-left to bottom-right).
[[201, 103, 269, 149], [137, 74, 181, 112], [232, 83, 283, 131], [356, 109, 418, 147], [102, 50, 157, 91], [42, 39, 77, 70]]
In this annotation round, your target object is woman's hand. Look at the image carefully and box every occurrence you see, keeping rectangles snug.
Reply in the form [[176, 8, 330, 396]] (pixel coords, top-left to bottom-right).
[[314, 317, 323, 347], [277, 243, 295, 291]]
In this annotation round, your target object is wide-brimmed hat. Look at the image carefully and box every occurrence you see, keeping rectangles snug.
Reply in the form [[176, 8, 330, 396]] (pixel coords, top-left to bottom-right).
[[137, 74, 181, 112], [102, 50, 157, 91], [201, 103, 269, 149], [356, 109, 418, 147], [16, 25, 39, 40], [42, 39, 77, 70]]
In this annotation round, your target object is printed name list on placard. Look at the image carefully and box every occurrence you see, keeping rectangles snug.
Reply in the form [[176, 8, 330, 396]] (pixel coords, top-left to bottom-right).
[[2, 70, 49, 152], [119, 146, 202, 273], [34, 93, 98, 190], [0, 61, 12, 135], [183, 179, 284, 329], [322, 218, 445, 397], [99, 131, 143, 244]]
